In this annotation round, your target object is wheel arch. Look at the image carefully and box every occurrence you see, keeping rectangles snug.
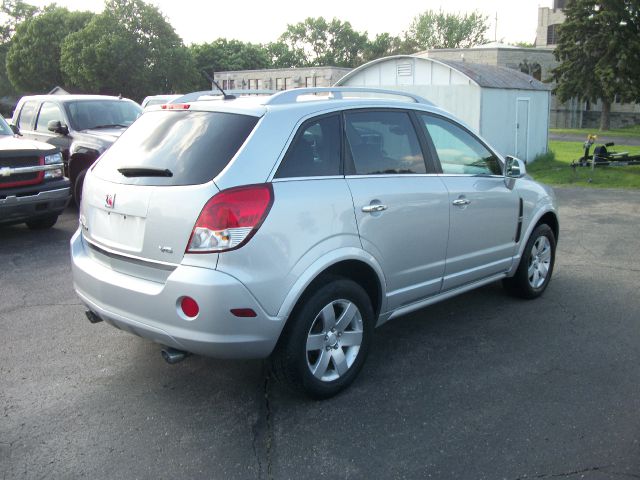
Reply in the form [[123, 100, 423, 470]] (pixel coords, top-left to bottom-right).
[[509, 208, 559, 276], [535, 211, 559, 243], [276, 251, 386, 325], [68, 145, 100, 185]]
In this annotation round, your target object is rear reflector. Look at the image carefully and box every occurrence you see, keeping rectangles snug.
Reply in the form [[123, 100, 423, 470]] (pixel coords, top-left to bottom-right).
[[230, 308, 257, 318], [180, 297, 199, 318], [161, 103, 190, 110], [187, 184, 274, 253]]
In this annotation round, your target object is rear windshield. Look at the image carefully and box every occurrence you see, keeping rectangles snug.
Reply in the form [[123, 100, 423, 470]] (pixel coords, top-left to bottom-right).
[[92, 110, 259, 186]]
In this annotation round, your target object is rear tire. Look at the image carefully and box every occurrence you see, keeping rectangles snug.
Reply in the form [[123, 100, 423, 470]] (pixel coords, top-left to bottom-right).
[[271, 276, 374, 399], [73, 169, 86, 207], [26, 215, 58, 230], [503, 223, 556, 299]]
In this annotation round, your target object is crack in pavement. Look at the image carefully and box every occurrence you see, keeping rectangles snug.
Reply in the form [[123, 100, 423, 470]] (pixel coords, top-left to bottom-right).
[[251, 363, 274, 480], [514, 465, 606, 479], [513, 465, 640, 479]]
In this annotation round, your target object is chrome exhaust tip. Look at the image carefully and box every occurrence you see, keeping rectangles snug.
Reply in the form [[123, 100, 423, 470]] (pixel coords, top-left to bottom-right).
[[85, 310, 103, 324], [161, 347, 190, 365]]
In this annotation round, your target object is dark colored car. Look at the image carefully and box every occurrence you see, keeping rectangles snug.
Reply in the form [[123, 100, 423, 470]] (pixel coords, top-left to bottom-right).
[[11, 94, 142, 205], [0, 116, 70, 229]]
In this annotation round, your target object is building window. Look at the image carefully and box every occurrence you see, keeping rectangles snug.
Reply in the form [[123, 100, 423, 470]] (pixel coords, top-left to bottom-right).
[[519, 60, 542, 81], [531, 64, 542, 81], [554, 0, 567, 10], [229, 79, 235, 89], [222, 80, 228, 89], [547, 24, 560, 45]]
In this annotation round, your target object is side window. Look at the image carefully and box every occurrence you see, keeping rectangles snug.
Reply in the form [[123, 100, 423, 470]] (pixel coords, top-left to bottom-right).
[[16, 101, 38, 130], [275, 115, 341, 178], [345, 111, 426, 175], [421, 115, 502, 176], [35, 102, 64, 133]]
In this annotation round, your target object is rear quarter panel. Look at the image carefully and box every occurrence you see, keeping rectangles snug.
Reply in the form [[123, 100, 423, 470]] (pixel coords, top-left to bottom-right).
[[215, 178, 363, 317]]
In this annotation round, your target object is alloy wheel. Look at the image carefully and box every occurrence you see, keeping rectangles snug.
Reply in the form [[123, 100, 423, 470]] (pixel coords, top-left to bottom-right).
[[305, 299, 364, 382], [528, 235, 552, 289]]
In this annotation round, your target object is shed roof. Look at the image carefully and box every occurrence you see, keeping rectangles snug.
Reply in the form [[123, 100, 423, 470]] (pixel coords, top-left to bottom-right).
[[336, 55, 551, 92], [435, 59, 551, 91]]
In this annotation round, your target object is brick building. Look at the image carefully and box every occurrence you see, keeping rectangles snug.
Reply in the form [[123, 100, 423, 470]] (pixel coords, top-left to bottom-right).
[[213, 66, 352, 93]]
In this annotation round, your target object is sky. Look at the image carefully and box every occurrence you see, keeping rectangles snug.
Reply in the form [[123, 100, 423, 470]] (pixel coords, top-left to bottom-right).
[[26, 0, 554, 46]]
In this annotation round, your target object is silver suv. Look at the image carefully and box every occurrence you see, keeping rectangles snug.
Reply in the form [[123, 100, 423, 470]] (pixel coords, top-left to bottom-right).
[[71, 87, 558, 398]]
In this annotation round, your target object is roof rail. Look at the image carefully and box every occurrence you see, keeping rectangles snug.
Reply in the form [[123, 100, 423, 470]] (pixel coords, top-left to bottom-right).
[[264, 87, 433, 106]]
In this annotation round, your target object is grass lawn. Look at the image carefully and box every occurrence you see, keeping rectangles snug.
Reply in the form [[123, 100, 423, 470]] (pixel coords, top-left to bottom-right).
[[527, 140, 640, 189], [550, 125, 640, 138]]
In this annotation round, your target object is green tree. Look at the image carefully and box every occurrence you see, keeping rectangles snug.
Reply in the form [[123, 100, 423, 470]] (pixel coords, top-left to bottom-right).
[[279, 17, 369, 67], [0, 0, 37, 44], [265, 40, 307, 68], [6, 6, 92, 93], [363, 33, 411, 63], [406, 10, 489, 51], [0, 0, 38, 100], [60, 0, 199, 100], [190, 38, 271, 88], [552, 0, 640, 130]]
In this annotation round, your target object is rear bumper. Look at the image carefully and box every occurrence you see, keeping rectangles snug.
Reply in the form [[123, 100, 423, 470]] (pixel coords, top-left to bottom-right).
[[0, 182, 71, 225], [70, 229, 285, 359]]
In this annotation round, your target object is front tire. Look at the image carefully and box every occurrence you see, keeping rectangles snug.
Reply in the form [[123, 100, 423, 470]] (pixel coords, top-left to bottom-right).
[[271, 276, 374, 399], [73, 169, 86, 207], [503, 223, 556, 299], [25, 215, 58, 230]]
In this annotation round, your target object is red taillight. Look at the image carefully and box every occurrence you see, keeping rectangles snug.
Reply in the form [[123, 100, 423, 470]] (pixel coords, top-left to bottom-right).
[[187, 184, 274, 253], [180, 297, 199, 318], [161, 103, 190, 110]]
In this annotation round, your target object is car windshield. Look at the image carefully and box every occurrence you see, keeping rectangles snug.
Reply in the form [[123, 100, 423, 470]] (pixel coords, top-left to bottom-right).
[[0, 117, 13, 136], [65, 100, 142, 131]]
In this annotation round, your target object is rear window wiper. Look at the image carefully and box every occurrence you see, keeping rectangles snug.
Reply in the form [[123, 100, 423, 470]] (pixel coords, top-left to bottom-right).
[[117, 167, 173, 177]]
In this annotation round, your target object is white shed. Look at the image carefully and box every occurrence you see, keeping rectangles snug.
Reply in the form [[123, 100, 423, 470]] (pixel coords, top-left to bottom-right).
[[335, 55, 551, 163]]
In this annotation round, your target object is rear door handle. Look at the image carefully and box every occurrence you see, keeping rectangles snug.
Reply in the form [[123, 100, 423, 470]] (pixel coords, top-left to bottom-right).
[[452, 198, 471, 206], [362, 204, 388, 213]]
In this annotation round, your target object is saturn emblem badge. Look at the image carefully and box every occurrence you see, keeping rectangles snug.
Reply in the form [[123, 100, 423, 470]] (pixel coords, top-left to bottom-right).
[[105, 194, 116, 209]]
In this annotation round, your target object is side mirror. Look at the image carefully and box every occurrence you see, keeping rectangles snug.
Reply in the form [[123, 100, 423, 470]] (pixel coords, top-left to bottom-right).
[[48, 120, 69, 135], [504, 156, 527, 178], [9, 124, 20, 135]]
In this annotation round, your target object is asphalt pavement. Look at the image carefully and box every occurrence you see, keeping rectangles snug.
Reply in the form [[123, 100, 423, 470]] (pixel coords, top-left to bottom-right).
[[1, 187, 640, 479]]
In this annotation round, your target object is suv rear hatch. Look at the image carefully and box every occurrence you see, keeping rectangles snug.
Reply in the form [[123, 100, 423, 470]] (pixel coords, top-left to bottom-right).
[[81, 108, 260, 266]]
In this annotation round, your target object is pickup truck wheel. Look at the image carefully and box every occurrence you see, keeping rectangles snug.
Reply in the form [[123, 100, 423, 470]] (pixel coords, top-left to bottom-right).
[[271, 276, 374, 399], [26, 216, 58, 230], [503, 223, 556, 299], [73, 170, 86, 207]]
